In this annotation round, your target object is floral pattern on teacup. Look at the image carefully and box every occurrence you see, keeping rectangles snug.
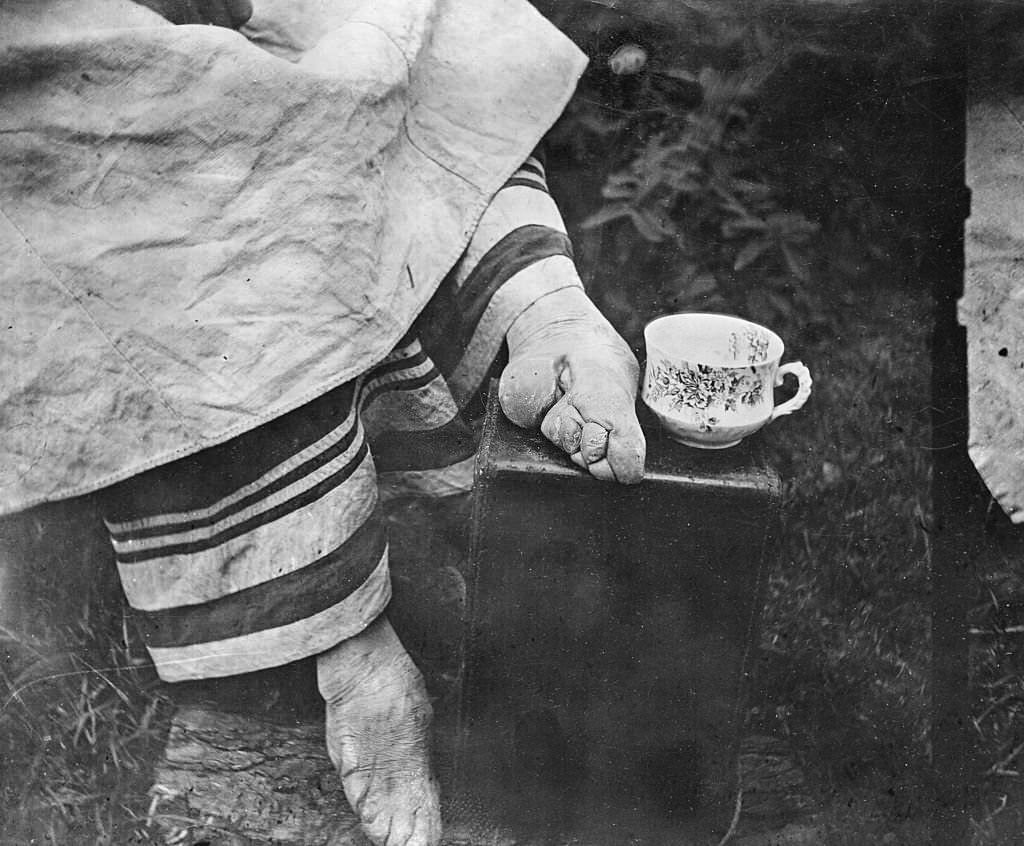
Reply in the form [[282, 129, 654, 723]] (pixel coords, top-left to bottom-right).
[[694, 412, 719, 433], [647, 359, 765, 414], [728, 329, 771, 365]]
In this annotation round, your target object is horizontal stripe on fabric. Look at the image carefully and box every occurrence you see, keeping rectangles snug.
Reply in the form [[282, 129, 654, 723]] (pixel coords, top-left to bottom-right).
[[370, 414, 477, 472], [115, 438, 370, 564], [360, 366, 442, 414], [107, 401, 361, 542], [508, 163, 545, 184], [101, 381, 359, 521], [134, 503, 387, 649], [148, 552, 391, 682], [110, 420, 369, 556], [502, 176, 548, 193], [370, 340, 425, 376], [415, 235, 572, 385], [451, 186, 568, 292], [456, 225, 574, 343], [377, 455, 477, 501], [448, 255, 583, 406], [359, 376, 460, 437], [360, 351, 436, 400], [364, 346, 431, 384], [519, 158, 545, 179], [117, 452, 378, 611]]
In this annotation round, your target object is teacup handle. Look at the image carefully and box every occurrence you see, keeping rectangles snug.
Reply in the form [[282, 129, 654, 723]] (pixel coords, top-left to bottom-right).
[[770, 362, 813, 420]]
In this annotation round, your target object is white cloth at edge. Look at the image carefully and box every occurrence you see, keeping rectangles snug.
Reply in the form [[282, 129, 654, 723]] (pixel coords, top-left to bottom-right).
[[962, 88, 1024, 524]]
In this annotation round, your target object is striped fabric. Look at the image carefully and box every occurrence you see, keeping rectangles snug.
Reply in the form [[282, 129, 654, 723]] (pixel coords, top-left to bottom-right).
[[100, 154, 584, 681]]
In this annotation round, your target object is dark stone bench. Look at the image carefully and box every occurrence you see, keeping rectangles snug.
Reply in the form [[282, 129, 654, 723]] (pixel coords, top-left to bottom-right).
[[454, 388, 781, 844]]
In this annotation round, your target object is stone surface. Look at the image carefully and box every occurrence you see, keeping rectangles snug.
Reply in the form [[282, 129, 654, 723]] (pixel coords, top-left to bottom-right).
[[460, 393, 782, 841]]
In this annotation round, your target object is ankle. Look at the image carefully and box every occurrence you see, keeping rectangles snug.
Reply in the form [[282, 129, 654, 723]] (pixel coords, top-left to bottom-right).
[[317, 615, 418, 704], [506, 287, 607, 353]]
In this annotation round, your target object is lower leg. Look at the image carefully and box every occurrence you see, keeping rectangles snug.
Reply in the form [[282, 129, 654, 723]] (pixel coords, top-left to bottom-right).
[[317, 615, 441, 846]]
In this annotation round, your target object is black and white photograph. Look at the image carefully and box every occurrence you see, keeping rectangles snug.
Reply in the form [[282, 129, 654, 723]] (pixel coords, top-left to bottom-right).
[[0, 1, 1020, 844]]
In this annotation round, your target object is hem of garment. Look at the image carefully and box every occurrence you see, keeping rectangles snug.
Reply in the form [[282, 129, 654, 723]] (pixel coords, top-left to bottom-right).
[[148, 551, 391, 682], [2, 45, 586, 518]]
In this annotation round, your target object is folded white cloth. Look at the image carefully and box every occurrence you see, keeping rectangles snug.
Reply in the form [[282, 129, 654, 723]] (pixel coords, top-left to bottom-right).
[[0, 0, 586, 514]]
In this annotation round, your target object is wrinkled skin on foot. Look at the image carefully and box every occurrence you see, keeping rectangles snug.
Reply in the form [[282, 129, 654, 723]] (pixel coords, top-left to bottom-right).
[[500, 286, 646, 484], [318, 617, 442, 846]]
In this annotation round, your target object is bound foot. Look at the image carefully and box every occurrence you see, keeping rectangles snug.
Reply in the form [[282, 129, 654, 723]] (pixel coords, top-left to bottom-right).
[[318, 617, 441, 846], [499, 286, 645, 484]]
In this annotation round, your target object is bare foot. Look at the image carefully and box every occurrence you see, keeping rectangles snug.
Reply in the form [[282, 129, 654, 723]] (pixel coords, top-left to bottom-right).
[[499, 286, 645, 484], [318, 617, 442, 846]]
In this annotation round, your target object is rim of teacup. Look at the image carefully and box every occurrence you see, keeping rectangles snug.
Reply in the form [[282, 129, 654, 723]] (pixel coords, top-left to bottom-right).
[[643, 311, 785, 367]]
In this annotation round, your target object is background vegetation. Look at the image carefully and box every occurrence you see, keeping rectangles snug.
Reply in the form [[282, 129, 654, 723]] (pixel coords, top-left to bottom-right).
[[2, 2, 1022, 844], [536, 3, 940, 842]]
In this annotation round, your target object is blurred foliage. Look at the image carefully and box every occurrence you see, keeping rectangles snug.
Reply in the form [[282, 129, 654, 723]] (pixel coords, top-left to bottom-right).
[[535, 3, 1024, 842], [537, 1, 973, 839], [538, 0, 947, 346]]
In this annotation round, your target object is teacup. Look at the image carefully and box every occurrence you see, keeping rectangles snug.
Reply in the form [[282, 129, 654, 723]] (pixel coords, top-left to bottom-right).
[[642, 313, 812, 449]]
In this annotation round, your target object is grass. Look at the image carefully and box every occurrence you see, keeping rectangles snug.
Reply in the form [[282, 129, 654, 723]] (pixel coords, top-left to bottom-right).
[[2, 5, 1023, 843], [0, 111, 949, 846], [0, 608, 170, 845], [751, 275, 934, 841], [0, 218, 1016, 846], [0, 510, 171, 845], [0, 230, 942, 846], [964, 511, 1024, 845]]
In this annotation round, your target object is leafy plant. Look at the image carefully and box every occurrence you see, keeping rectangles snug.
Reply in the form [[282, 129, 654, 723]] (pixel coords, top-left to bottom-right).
[[546, 23, 823, 342], [543, 1, 943, 348]]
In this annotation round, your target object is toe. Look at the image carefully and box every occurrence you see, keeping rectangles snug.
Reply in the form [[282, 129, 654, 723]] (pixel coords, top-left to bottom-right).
[[397, 784, 442, 846], [582, 457, 617, 482], [579, 421, 609, 464], [361, 810, 395, 846], [540, 398, 584, 454], [606, 416, 646, 484], [409, 796, 443, 846], [499, 355, 560, 428], [354, 775, 441, 846]]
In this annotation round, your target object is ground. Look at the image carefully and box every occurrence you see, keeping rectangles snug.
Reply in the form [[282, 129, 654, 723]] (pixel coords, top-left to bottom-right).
[[0, 269, 943, 845], [1, 2, 1019, 843]]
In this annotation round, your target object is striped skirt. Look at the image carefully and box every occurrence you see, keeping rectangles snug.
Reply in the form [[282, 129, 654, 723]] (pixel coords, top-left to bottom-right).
[[99, 155, 582, 682]]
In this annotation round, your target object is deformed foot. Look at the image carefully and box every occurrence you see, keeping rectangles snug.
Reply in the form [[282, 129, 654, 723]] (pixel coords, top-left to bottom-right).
[[499, 286, 645, 484], [318, 617, 442, 846]]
